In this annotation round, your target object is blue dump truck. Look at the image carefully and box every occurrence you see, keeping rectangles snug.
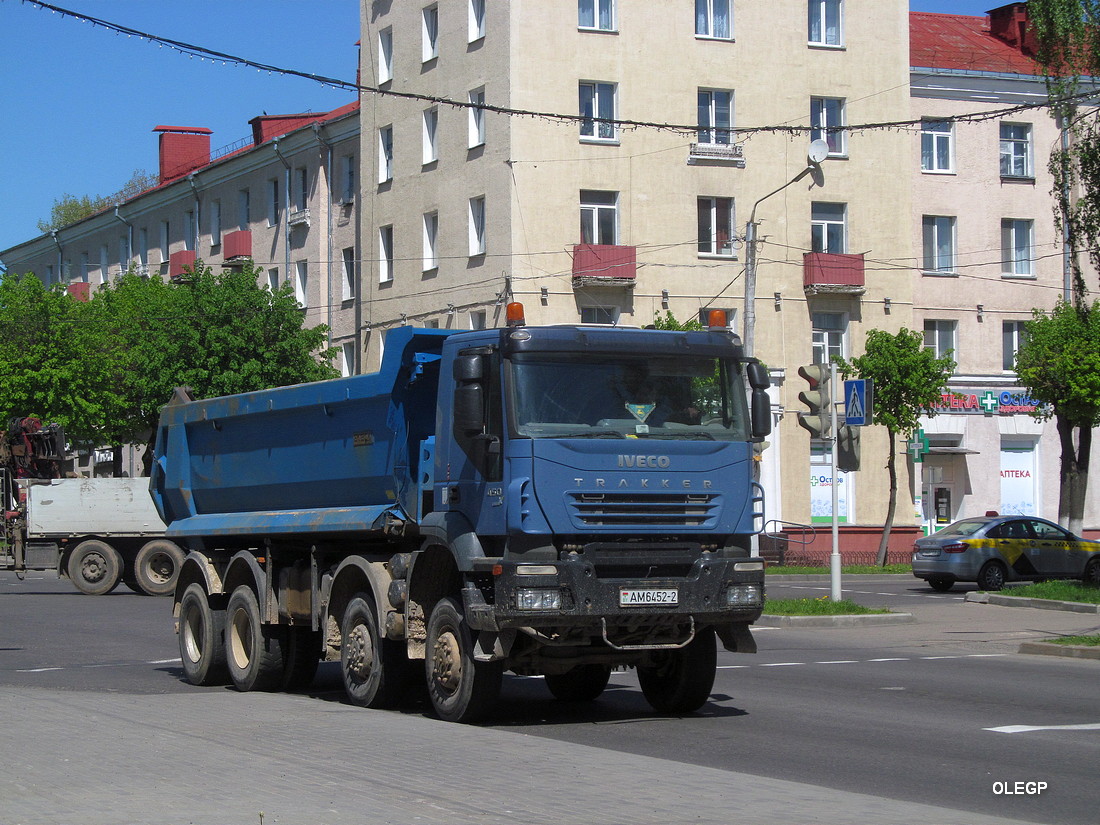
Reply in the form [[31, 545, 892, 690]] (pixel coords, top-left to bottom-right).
[[152, 305, 771, 722]]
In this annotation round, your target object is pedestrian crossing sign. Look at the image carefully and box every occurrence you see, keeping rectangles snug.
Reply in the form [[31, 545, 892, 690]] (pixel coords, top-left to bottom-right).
[[844, 379, 871, 426]]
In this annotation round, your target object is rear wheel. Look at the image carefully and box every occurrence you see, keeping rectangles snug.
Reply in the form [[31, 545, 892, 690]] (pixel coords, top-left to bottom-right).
[[225, 585, 285, 692], [545, 664, 612, 702], [340, 594, 412, 707], [927, 576, 954, 593], [282, 627, 322, 691], [637, 628, 717, 714], [976, 561, 1007, 592], [67, 540, 122, 595], [425, 597, 502, 723], [1083, 558, 1100, 587], [178, 583, 228, 686], [133, 540, 185, 596]]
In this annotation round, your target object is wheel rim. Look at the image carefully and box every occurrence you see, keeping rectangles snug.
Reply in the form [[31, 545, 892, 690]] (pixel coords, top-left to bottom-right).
[[229, 607, 253, 670], [182, 604, 203, 664], [345, 623, 375, 685], [146, 552, 174, 585], [431, 627, 462, 696], [81, 552, 108, 584], [985, 565, 1004, 589]]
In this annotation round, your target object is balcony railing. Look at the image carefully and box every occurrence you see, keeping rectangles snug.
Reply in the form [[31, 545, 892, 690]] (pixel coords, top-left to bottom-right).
[[223, 229, 252, 261], [572, 244, 637, 287], [803, 252, 866, 295], [169, 250, 198, 280], [687, 142, 746, 167]]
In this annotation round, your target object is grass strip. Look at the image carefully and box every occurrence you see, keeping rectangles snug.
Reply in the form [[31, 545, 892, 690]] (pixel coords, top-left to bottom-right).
[[1001, 580, 1100, 605], [763, 597, 891, 616], [767, 563, 912, 575], [1046, 635, 1100, 646]]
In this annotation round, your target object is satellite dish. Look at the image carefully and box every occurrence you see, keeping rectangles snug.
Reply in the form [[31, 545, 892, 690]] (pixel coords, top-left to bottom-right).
[[808, 139, 830, 164]]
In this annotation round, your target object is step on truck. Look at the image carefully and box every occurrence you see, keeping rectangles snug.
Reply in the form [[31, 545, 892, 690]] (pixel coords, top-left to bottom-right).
[[1, 418, 183, 596], [153, 305, 771, 721]]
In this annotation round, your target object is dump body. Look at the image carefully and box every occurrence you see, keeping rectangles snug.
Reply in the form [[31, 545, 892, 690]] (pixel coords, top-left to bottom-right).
[[26, 478, 166, 538]]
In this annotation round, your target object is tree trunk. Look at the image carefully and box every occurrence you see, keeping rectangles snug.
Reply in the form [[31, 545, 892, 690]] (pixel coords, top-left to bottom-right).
[[1057, 413, 1091, 535], [876, 429, 898, 567]]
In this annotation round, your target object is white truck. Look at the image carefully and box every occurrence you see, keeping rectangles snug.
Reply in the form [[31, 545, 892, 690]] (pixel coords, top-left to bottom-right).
[[2, 477, 183, 596]]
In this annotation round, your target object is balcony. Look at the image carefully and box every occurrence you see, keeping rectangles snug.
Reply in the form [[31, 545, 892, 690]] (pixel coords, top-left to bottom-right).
[[67, 282, 90, 302], [687, 142, 745, 167], [803, 252, 866, 296], [572, 244, 637, 288], [223, 229, 252, 262], [288, 208, 311, 228], [169, 250, 198, 281]]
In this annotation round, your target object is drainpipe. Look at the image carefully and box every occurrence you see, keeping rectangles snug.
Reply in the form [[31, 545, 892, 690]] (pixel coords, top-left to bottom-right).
[[313, 122, 335, 353], [113, 206, 133, 280], [272, 137, 292, 294]]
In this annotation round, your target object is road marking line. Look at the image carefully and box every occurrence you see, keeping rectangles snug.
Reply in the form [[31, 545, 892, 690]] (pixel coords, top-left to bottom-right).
[[985, 723, 1100, 734], [148, 658, 182, 664], [815, 660, 858, 664], [759, 662, 803, 667], [16, 667, 63, 673], [867, 657, 909, 662]]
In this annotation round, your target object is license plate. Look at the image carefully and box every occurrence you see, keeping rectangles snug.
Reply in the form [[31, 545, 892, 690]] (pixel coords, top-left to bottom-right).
[[620, 588, 678, 606]]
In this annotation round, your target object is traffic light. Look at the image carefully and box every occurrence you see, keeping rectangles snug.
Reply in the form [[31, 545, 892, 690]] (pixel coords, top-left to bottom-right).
[[837, 425, 860, 472], [797, 364, 832, 438]]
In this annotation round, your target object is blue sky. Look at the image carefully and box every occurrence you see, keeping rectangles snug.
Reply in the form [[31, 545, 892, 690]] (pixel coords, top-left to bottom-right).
[[0, 1, 1000, 258]]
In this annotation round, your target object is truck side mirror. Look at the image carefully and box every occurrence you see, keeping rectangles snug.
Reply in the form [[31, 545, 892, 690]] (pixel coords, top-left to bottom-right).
[[453, 354, 483, 382], [454, 383, 485, 434], [751, 389, 771, 439], [746, 361, 769, 391]]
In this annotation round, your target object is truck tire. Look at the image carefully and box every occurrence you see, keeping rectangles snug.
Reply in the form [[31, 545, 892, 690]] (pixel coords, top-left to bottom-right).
[[637, 628, 717, 714], [66, 540, 122, 595], [178, 583, 229, 686], [225, 585, 285, 692], [340, 594, 412, 707], [425, 596, 502, 723], [133, 540, 185, 597], [545, 664, 613, 702], [283, 627, 322, 691]]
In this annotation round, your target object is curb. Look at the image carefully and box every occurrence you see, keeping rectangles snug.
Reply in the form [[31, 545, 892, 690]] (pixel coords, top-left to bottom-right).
[[1018, 641, 1100, 660], [756, 612, 914, 628], [965, 593, 1100, 613]]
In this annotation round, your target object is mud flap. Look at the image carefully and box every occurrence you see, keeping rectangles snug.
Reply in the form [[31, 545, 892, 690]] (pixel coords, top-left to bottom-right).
[[715, 622, 756, 654]]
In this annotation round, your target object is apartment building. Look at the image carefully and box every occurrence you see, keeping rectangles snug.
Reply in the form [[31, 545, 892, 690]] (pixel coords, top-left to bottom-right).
[[910, 4, 1100, 533]]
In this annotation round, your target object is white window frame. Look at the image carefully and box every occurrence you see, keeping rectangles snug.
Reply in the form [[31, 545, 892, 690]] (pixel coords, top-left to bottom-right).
[[697, 196, 735, 257], [423, 211, 439, 272], [184, 211, 195, 252], [138, 228, 148, 267], [811, 202, 847, 253], [267, 267, 279, 292], [295, 260, 308, 307], [341, 246, 355, 301], [119, 236, 130, 274], [812, 312, 846, 365], [579, 81, 617, 142], [341, 341, 355, 378], [580, 190, 619, 245], [923, 319, 956, 362], [1000, 122, 1033, 178], [810, 97, 846, 157], [341, 154, 356, 204], [695, 0, 732, 40], [99, 245, 109, 280], [581, 305, 620, 325], [808, 0, 843, 46], [422, 5, 439, 62], [469, 196, 486, 256], [423, 107, 438, 165], [294, 167, 308, 212], [1001, 218, 1034, 277], [470, 310, 487, 330], [697, 89, 733, 146], [378, 27, 393, 84], [921, 119, 954, 173], [1002, 320, 1028, 372], [379, 225, 394, 283], [210, 199, 222, 247], [922, 215, 956, 275], [379, 125, 394, 183], [268, 178, 280, 227], [159, 221, 170, 263], [237, 188, 250, 230], [468, 88, 486, 148], [79, 251, 90, 284], [579, 0, 616, 32], [468, 0, 485, 42]]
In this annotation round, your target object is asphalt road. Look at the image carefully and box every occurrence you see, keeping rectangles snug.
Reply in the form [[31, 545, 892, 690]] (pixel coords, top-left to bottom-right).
[[2, 571, 1097, 825]]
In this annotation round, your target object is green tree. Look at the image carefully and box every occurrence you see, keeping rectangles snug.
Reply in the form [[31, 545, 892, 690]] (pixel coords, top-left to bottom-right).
[[839, 329, 955, 566], [1014, 299, 1100, 534], [36, 170, 159, 233]]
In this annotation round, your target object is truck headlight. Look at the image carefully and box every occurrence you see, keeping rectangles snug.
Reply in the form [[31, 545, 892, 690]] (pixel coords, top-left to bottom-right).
[[515, 588, 562, 610], [726, 583, 762, 607]]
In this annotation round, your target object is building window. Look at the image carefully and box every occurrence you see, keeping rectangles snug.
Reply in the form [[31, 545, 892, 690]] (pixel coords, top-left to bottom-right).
[[695, 0, 731, 39], [268, 178, 280, 227], [470, 310, 487, 329], [468, 88, 486, 148], [119, 237, 130, 273], [268, 267, 279, 291], [580, 82, 617, 142], [1000, 123, 1033, 178], [294, 167, 308, 212], [159, 221, 169, 263], [295, 260, 308, 307], [1001, 218, 1034, 277], [210, 200, 222, 247], [697, 89, 733, 145], [579, 0, 615, 31], [923, 319, 956, 361], [341, 154, 356, 203], [811, 202, 847, 253], [138, 228, 148, 268], [698, 196, 735, 257], [422, 5, 439, 62], [469, 196, 486, 256], [99, 246, 109, 281], [810, 97, 846, 157], [342, 246, 355, 301], [184, 212, 195, 252], [237, 188, 250, 230], [379, 226, 394, 283], [580, 190, 618, 245], [423, 211, 439, 271], [378, 27, 393, 83], [469, 0, 485, 41], [79, 251, 90, 284], [921, 119, 953, 173], [341, 341, 355, 378], [922, 215, 956, 274], [423, 107, 438, 165], [812, 312, 845, 364], [808, 0, 842, 46], [379, 125, 394, 183], [1002, 320, 1028, 372], [581, 305, 619, 324]]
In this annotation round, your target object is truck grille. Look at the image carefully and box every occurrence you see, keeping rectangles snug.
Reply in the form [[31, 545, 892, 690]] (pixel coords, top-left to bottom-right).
[[567, 492, 718, 528]]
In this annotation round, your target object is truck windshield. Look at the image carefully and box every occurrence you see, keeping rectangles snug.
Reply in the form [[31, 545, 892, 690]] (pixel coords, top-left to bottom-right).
[[509, 353, 751, 440]]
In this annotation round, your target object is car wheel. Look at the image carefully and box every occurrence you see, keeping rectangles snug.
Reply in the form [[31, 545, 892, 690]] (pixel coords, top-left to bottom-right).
[[928, 576, 954, 593], [976, 561, 1007, 592], [1083, 557, 1100, 587]]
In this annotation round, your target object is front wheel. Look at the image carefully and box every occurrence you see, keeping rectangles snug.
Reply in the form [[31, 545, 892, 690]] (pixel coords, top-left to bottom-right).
[[133, 540, 185, 597], [545, 664, 612, 702], [340, 594, 412, 707], [178, 583, 228, 686], [67, 540, 122, 595], [425, 597, 502, 723], [225, 585, 285, 692], [1083, 557, 1100, 587], [976, 561, 1007, 592], [637, 628, 717, 714]]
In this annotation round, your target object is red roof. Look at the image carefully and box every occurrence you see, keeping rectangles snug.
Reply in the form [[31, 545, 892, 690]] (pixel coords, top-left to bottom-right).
[[910, 11, 1041, 76]]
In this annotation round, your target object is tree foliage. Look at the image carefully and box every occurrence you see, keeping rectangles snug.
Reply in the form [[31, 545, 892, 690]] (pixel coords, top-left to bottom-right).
[[36, 170, 159, 233], [840, 328, 955, 565], [0, 263, 337, 474], [1014, 299, 1100, 532]]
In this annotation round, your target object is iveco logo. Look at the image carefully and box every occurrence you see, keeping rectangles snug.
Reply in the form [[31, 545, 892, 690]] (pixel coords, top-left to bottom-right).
[[617, 454, 671, 469]]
